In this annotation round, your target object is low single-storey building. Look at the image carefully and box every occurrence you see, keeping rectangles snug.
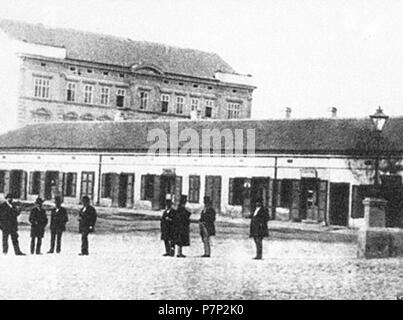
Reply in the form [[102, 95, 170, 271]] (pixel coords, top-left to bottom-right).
[[0, 118, 402, 229]]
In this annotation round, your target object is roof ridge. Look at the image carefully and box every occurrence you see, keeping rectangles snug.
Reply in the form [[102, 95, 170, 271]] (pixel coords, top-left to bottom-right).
[[0, 18, 226, 59]]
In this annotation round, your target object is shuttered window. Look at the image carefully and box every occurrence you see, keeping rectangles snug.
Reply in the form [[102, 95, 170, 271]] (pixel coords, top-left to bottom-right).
[[228, 177, 245, 205], [141, 174, 155, 200], [101, 173, 113, 198], [65, 173, 77, 197], [188, 175, 200, 203], [29, 171, 41, 195], [80, 172, 95, 200], [0, 170, 5, 193]]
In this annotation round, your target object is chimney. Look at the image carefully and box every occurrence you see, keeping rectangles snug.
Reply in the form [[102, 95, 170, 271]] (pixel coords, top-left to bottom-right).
[[285, 107, 292, 119], [331, 107, 337, 118]]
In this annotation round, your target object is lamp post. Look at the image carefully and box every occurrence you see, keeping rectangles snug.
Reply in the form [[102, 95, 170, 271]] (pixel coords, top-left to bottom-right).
[[369, 106, 389, 197]]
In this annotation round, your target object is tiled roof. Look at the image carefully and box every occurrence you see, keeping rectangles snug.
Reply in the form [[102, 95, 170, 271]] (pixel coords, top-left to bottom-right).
[[0, 118, 402, 155], [0, 19, 236, 79]]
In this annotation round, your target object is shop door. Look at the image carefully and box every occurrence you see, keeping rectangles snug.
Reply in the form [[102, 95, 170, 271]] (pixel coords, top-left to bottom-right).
[[329, 183, 350, 226]]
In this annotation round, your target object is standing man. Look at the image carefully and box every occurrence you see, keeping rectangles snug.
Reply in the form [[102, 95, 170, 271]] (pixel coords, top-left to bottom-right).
[[29, 197, 48, 255], [249, 199, 270, 260], [48, 196, 68, 254], [161, 196, 175, 256], [78, 196, 97, 256], [0, 194, 25, 255], [173, 195, 191, 258], [199, 196, 216, 257]]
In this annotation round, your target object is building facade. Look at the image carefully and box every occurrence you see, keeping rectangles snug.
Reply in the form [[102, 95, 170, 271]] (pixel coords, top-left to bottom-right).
[[0, 19, 255, 133], [0, 118, 402, 229]]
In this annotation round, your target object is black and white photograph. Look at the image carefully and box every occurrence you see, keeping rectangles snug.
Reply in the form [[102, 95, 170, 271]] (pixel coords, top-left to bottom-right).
[[0, 0, 402, 304]]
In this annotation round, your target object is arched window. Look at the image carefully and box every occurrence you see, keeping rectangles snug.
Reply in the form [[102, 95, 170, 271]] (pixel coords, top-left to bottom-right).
[[63, 112, 79, 121], [31, 108, 51, 123], [81, 113, 94, 121]]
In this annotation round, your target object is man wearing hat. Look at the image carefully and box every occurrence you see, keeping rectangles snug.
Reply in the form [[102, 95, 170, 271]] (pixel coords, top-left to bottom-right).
[[160, 195, 175, 256], [199, 196, 216, 257], [0, 194, 25, 255], [29, 197, 48, 255], [47, 196, 68, 254], [78, 196, 97, 255], [172, 195, 191, 258], [249, 198, 270, 260]]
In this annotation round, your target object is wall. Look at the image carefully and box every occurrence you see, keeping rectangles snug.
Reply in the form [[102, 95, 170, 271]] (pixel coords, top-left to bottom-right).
[[15, 56, 254, 127], [1, 150, 398, 228]]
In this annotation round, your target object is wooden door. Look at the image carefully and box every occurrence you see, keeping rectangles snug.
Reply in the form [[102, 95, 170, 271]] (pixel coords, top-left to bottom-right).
[[290, 179, 301, 221], [329, 183, 350, 226]]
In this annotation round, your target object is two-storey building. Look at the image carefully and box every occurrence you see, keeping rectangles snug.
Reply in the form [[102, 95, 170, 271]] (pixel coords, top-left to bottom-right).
[[0, 19, 255, 133]]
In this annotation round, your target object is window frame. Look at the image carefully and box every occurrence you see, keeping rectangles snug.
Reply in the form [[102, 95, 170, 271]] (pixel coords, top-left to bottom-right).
[[116, 88, 125, 108], [139, 91, 149, 110], [33, 76, 50, 99], [205, 99, 214, 118], [100, 86, 110, 105], [227, 102, 241, 119], [176, 96, 185, 114], [66, 81, 77, 102], [64, 172, 77, 197], [83, 84, 94, 104], [191, 98, 199, 111], [161, 94, 170, 113], [188, 175, 201, 203]]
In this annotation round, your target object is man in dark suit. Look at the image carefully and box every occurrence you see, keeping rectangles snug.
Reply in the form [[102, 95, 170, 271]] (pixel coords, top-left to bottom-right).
[[173, 195, 191, 258], [199, 196, 216, 257], [160, 196, 175, 256], [78, 196, 97, 256], [29, 197, 48, 255], [47, 196, 68, 254], [250, 199, 270, 260], [0, 194, 25, 255]]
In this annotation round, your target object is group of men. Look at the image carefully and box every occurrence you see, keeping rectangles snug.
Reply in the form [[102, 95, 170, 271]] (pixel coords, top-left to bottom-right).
[[0, 193, 97, 256], [160, 195, 271, 260], [1, 191, 270, 260]]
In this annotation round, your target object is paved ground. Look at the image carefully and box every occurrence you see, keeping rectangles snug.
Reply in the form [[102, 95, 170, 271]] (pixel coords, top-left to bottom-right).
[[0, 219, 402, 300]]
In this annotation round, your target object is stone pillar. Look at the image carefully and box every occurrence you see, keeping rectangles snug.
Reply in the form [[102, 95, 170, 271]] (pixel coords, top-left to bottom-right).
[[357, 197, 389, 258], [363, 198, 387, 228]]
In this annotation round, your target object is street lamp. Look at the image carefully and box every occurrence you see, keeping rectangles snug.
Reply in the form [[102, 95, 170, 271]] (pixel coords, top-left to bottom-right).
[[369, 107, 389, 196]]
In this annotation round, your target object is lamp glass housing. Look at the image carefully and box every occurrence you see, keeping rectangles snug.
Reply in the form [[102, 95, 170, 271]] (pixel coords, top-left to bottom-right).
[[370, 107, 389, 132]]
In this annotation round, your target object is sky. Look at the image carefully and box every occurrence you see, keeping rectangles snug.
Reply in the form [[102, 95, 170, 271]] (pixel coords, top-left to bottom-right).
[[1, 0, 403, 120]]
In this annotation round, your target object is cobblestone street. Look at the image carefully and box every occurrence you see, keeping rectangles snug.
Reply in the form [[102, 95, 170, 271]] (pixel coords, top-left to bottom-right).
[[0, 220, 402, 300]]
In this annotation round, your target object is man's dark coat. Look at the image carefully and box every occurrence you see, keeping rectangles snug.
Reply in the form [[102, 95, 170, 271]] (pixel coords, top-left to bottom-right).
[[173, 206, 191, 246], [249, 207, 270, 238], [161, 208, 175, 240], [0, 202, 20, 233], [29, 207, 48, 238], [199, 206, 216, 236], [50, 207, 69, 233], [78, 205, 97, 234]]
